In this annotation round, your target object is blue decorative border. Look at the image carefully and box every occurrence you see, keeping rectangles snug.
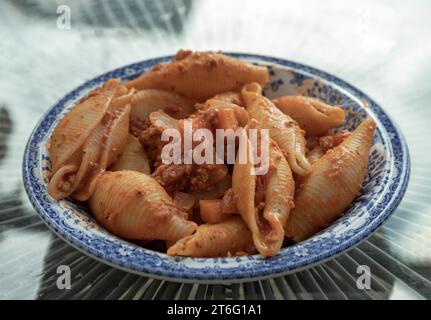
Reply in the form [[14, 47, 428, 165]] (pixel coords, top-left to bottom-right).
[[22, 53, 410, 283]]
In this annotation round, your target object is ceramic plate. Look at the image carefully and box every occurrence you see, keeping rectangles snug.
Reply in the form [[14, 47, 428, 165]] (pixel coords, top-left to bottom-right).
[[22, 53, 410, 283]]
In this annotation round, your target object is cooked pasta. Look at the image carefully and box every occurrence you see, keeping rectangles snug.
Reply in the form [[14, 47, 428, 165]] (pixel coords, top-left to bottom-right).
[[285, 119, 376, 242], [71, 103, 130, 201], [89, 171, 197, 241], [241, 83, 311, 176], [126, 50, 269, 100], [129, 89, 195, 136], [49, 79, 120, 174], [48, 79, 131, 200], [232, 121, 295, 256], [167, 217, 255, 257], [272, 96, 345, 137], [109, 135, 151, 174], [47, 50, 377, 258]]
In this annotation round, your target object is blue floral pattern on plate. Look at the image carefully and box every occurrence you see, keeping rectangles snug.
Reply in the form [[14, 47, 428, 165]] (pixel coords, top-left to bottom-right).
[[22, 53, 410, 283]]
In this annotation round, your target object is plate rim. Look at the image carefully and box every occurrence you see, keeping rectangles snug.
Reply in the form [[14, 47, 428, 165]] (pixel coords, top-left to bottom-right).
[[22, 52, 411, 283]]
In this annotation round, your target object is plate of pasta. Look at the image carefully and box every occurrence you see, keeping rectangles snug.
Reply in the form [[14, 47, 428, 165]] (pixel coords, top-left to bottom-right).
[[23, 50, 410, 282]]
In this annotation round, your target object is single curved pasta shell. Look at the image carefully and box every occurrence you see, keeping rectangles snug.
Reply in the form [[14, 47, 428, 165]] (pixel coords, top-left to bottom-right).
[[71, 104, 130, 201], [50, 79, 120, 173], [126, 51, 269, 100], [232, 124, 295, 256], [89, 171, 197, 241], [241, 84, 310, 176], [130, 89, 195, 124], [167, 217, 255, 257], [258, 141, 295, 255], [272, 96, 345, 137], [110, 135, 151, 174], [285, 119, 376, 242]]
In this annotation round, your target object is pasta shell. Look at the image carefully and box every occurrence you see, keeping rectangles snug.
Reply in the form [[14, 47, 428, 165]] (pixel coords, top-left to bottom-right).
[[130, 89, 195, 121], [48, 80, 131, 200], [126, 50, 269, 100], [232, 123, 295, 256], [109, 134, 151, 174], [167, 217, 255, 257], [272, 96, 345, 137], [89, 171, 197, 241], [242, 83, 310, 176], [50, 79, 120, 173], [69, 103, 130, 201], [285, 119, 376, 242]]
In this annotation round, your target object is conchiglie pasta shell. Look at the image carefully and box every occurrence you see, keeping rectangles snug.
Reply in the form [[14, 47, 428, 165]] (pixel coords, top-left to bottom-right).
[[258, 141, 295, 255], [130, 89, 195, 124], [126, 51, 269, 100], [232, 123, 295, 256], [285, 119, 376, 242], [89, 171, 197, 241], [272, 96, 345, 137], [110, 135, 151, 174], [167, 217, 255, 257], [71, 104, 130, 201], [50, 79, 120, 173], [241, 84, 310, 176]]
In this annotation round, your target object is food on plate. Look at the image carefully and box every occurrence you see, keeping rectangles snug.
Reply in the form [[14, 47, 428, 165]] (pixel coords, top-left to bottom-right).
[[284, 119, 376, 242], [46, 50, 375, 257]]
